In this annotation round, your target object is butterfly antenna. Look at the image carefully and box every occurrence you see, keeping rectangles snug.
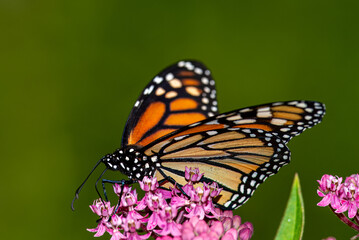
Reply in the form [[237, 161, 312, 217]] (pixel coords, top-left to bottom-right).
[[71, 157, 104, 211]]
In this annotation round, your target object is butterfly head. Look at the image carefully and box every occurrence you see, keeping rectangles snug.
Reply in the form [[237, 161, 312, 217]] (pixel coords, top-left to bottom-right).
[[102, 147, 156, 180]]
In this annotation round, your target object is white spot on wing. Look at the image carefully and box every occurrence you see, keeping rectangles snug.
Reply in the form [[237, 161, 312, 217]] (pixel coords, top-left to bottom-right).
[[250, 180, 256, 187], [189, 122, 200, 127], [169, 79, 182, 88], [166, 73, 174, 81], [207, 131, 218, 136], [272, 102, 283, 106], [288, 101, 298, 105], [174, 135, 188, 141], [201, 77, 209, 85], [258, 107, 270, 112], [186, 86, 201, 96], [165, 91, 178, 98], [185, 62, 194, 70], [257, 111, 272, 118], [227, 115, 242, 121], [239, 108, 252, 113], [296, 102, 307, 108], [178, 61, 185, 67], [271, 118, 287, 126], [238, 196, 246, 204], [202, 98, 209, 104], [234, 119, 256, 124], [147, 85, 154, 94], [155, 87, 166, 96], [194, 67, 203, 74], [153, 76, 163, 84]]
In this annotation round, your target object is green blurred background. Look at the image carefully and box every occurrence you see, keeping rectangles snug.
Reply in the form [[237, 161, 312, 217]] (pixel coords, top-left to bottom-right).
[[1, 0, 358, 239]]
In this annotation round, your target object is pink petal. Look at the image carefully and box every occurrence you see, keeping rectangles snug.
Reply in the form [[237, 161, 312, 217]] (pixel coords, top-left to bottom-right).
[[147, 212, 160, 230], [207, 230, 220, 239], [317, 194, 331, 207], [239, 227, 253, 240], [210, 221, 224, 236], [330, 195, 341, 210], [182, 228, 195, 240], [335, 201, 349, 214], [348, 202, 358, 218], [135, 197, 147, 211], [317, 189, 326, 197], [222, 217, 233, 232], [194, 220, 209, 234], [170, 196, 188, 208], [222, 230, 236, 240], [242, 222, 254, 232], [94, 224, 107, 237], [110, 231, 126, 240], [232, 215, 242, 229], [87, 227, 99, 233], [169, 222, 182, 237]]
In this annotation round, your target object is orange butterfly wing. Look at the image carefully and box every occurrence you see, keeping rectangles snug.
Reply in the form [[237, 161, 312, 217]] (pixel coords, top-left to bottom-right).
[[122, 61, 219, 147], [143, 126, 290, 209]]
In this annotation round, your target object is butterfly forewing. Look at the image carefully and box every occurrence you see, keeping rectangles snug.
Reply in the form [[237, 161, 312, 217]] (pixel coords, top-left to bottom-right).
[[122, 61, 219, 147], [142, 100, 325, 152], [214, 100, 325, 143]]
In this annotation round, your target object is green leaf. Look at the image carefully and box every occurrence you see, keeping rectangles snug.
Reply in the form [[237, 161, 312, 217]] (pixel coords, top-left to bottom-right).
[[274, 173, 305, 240]]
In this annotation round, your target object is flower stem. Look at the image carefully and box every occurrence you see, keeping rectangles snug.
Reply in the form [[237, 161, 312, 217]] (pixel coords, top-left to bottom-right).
[[355, 215, 359, 226], [329, 206, 359, 232]]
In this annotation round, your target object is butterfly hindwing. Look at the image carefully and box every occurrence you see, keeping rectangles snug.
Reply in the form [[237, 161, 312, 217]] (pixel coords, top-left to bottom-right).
[[122, 60, 219, 147], [147, 127, 290, 209]]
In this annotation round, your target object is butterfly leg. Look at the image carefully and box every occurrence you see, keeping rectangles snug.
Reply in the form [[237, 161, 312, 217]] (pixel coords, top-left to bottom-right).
[[157, 169, 190, 199], [101, 179, 135, 201], [102, 179, 135, 215]]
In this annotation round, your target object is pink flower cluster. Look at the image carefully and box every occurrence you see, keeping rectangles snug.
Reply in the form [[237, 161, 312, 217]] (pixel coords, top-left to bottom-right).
[[317, 174, 359, 218], [317, 174, 359, 234], [88, 167, 253, 240]]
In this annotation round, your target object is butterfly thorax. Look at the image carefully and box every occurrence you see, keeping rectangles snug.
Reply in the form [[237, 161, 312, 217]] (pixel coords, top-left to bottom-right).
[[102, 146, 156, 180]]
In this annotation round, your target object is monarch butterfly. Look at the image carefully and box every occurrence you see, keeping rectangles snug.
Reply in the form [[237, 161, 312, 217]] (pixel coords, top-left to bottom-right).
[[72, 60, 325, 210]]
